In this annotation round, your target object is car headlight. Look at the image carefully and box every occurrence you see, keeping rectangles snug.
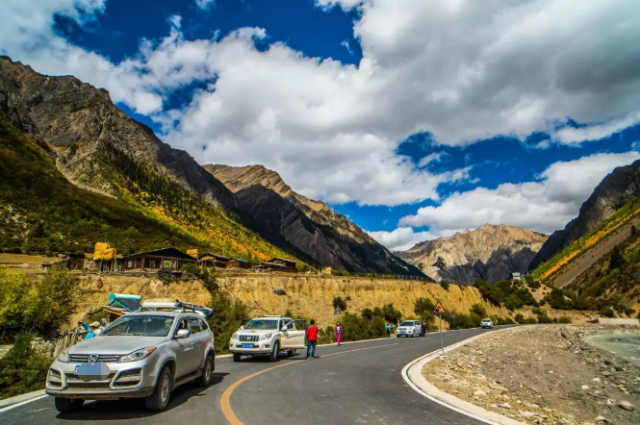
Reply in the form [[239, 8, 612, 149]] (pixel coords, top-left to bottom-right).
[[119, 347, 157, 363], [57, 351, 70, 363], [231, 332, 239, 340], [259, 333, 273, 341]]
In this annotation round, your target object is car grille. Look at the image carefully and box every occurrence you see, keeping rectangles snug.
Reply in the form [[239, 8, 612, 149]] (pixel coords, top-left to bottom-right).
[[69, 354, 121, 363], [66, 382, 112, 392], [239, 335, 259, 342]]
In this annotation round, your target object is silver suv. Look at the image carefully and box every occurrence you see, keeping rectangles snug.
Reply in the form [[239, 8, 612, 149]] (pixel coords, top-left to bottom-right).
[[46, 311, 215, 413]]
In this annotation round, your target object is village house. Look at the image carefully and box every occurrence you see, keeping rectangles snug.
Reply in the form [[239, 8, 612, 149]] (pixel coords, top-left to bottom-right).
[[123, 247, 196, 271], [258, 257, 297, 272]]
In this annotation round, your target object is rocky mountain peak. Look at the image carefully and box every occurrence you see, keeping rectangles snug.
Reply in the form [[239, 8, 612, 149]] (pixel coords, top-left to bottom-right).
[[397, 224, 547, 284]]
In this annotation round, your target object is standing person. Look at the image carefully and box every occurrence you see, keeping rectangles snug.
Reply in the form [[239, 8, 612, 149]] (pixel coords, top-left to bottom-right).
[[305, 319, 319, 359], [335, 321, 343, 346], [385, 322, 392, 338]]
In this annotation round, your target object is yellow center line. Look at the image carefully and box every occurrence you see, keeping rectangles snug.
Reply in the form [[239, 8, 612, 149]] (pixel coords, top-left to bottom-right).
[[220, 343, 398, 425]]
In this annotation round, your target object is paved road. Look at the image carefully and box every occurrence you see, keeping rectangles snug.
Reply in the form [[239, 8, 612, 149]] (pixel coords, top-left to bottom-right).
[[2, 327, 509, 425]]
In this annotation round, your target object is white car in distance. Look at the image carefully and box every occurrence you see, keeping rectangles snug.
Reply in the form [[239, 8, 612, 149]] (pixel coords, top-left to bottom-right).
[[481, 318, 494, 329], [396, 320, 424, 338], [229, 316, 307, 362]]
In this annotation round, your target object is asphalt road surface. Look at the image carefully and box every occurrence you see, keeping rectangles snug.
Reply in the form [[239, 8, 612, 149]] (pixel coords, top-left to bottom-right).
[[2, 327, 511, 425]]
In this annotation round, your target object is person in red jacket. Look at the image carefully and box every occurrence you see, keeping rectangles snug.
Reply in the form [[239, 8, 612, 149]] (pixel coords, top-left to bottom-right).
[[305, 320, 319, 359]]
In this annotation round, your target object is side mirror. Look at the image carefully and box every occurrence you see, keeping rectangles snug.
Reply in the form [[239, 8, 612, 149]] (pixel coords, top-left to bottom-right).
[[93, 329, 102, 336], [282, 325, 288, 331], [240, 326, 245, 330], [176, 329, 190, 339]]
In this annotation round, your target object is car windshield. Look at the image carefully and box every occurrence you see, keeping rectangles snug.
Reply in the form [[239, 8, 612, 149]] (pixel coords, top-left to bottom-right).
[[243, 319, 278, 330], [400, 321, 415, 326], [101, 315, 174, 337], [482, 319, 491, 322]]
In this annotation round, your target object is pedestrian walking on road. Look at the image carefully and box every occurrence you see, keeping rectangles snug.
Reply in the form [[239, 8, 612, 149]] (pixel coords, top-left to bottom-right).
[[335, 321, 343, 346], [386, 322, 392, 338], [306, 320, 319, 359]]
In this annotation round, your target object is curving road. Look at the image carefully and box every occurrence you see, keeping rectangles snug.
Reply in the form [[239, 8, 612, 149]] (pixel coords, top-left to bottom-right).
[[1, 327, 510, 425]]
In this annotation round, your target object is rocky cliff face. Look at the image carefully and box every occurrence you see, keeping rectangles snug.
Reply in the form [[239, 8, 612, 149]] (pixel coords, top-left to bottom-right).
[[397, 224, 547, 284], [205, 164, 424, 275], [0, 56, 235, 208], [529, 160, 640, 271]]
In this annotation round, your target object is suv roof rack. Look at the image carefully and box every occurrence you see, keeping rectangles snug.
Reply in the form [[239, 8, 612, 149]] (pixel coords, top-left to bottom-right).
[[140, 300, 214, 319]]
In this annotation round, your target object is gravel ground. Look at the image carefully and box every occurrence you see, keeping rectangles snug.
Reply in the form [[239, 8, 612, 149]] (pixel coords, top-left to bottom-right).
[[423, 325, 640, 425]]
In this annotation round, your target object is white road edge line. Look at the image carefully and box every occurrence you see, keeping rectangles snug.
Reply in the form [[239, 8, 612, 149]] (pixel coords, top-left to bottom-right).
[[0, 394, 48, 414], [401, 326, 526, 425]]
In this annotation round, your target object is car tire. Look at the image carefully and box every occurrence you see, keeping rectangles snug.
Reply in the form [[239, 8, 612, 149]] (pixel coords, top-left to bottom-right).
[[269, 341, 280, 362], [287, 349, 296, 357], [54, 397, 84, 413], [233, 353, 242, 362], [196, 353, 214, 386], [145, 366, 172, 412]]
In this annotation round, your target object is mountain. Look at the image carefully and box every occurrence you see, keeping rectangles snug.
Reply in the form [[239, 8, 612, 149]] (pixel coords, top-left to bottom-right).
[[0, 56, 235, 209], [396, 224, 547, 284], [205, 164, 425, 276], [530, 159, 640, 271], [0, 56, 300, 261]]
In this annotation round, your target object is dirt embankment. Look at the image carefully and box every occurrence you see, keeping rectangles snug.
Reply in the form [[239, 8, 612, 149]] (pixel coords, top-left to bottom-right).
[[72, 274, 514, 328], [71, 274, 596, 329], [423, 325, 640, 425]]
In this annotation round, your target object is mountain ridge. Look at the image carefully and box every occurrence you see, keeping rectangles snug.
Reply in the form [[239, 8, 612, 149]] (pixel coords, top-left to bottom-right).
[[397, 224, 547, 284], [205, 164, 425, 275]]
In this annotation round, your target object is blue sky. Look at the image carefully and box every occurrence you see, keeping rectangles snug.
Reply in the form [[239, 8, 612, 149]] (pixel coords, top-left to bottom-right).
[[2, 0, 640, 251]]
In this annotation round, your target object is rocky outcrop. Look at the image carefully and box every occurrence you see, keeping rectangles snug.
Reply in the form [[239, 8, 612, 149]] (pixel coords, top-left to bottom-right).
[[397, 224, 547, 284], [205, 164, 424, 275], [529, 160, 640, 270], [0, 56, 235, 208]]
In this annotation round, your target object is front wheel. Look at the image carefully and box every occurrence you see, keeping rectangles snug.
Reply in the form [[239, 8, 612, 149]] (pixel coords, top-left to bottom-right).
[[269, 341, 280, 362], [196, 354, 214, 386], [145, 366, 172, 411], [54, 397, 84, 413]]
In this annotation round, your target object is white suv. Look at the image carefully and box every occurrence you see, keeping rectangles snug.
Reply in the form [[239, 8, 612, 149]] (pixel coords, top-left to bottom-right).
[[396, 320, 424, 338], [481, 318, 494, 329], [230, 316, 307, 362]]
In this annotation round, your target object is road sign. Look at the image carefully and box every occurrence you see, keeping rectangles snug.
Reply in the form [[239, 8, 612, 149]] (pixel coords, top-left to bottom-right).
[[433, 301, 446, 315]]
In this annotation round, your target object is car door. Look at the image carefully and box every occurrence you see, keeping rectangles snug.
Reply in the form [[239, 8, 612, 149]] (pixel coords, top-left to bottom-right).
[[187, 317, 206, 370], [281, 319, 306, 349], [173, 318, 200, 377]]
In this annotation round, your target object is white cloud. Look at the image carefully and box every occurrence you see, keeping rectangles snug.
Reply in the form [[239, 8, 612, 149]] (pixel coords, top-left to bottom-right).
[[366, 227, 434, 252], [2, 0, 640, 207], [341, 39, 354, 55], [553, 113, 640, 145], [315, 0, 363, 11], [417, 152, 445, 168], [195, 0, 215, 11], [398, 151, 640, 239]]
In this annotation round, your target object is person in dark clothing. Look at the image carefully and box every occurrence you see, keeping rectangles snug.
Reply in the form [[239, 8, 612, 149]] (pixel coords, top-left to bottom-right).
[[306, 319, 319, 359]]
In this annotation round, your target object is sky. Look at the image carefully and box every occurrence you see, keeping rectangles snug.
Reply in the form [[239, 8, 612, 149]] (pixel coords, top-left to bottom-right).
[[2, 0, 640, 251]]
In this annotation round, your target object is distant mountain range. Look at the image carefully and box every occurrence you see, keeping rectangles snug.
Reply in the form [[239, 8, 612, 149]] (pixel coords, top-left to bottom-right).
[[0, 56, 422, 275], [397, 224, 547, 284], [205, 164, 423, 275]]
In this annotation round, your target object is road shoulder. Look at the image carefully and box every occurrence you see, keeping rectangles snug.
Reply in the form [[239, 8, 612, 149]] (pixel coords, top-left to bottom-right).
[[403, 327, 524, 425]]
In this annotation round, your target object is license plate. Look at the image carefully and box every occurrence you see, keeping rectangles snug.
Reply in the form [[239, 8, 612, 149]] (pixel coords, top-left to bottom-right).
[[74, 362, 110, 382], [242, 343, 254, 348]]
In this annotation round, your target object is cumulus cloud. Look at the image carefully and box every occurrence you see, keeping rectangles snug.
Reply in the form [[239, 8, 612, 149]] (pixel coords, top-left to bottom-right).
[[553, 113, 640, 145], [398, 151, 640, 238], [2, 0, 640, 206], [366, 227, 434, 252], [195, 0, 216, 10]]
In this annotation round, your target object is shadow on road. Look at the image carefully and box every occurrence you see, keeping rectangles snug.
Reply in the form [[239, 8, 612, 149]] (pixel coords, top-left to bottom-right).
[[55, 372, 230, 421]]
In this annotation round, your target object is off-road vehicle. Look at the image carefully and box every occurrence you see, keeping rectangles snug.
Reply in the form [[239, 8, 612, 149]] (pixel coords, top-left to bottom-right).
[[46, 304, 215, 413], [230, 316, 306, 362]]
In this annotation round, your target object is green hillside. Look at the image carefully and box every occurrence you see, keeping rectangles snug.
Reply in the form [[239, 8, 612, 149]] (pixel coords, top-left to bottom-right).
[[531, 196, 640, 282], [0, 113, 301, 262]]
